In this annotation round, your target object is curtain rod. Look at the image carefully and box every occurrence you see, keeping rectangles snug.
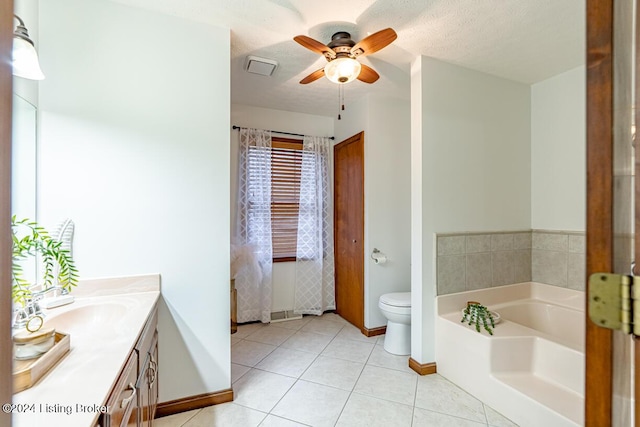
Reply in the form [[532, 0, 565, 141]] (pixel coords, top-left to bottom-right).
[[232, 125, 335, 141]]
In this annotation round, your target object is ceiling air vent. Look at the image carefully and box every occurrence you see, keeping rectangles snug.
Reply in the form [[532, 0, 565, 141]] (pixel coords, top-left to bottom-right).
[[245, 55, 278, 77]]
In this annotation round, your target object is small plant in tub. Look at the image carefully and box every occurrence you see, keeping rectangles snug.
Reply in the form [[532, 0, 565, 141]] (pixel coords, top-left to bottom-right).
[[11, 216, 79, 306], [461, 301, 496, 335]]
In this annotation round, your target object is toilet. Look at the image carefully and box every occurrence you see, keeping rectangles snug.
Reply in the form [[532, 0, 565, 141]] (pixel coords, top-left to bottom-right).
[[378, 292, 411, 355]]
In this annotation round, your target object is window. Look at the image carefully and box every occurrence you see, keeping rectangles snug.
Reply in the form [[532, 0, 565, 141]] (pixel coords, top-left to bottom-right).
[[248, 137, 303, 261]]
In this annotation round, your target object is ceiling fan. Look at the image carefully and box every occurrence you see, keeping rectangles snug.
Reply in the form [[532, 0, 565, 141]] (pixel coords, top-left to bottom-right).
[[293, 28, 397, 85]]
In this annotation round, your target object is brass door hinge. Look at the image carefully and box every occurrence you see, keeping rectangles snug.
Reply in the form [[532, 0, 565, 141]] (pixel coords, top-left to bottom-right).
[[588, 273, 640, 335]]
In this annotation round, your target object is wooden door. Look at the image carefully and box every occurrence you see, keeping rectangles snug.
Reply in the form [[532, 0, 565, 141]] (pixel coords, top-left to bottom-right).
[[0, 3, 13, 427], [334, 132, 365, 330], [585, 1, 637, 425]]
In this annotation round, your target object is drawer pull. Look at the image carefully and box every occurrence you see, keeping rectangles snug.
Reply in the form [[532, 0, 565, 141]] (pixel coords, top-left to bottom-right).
[[120, 383, 137, 408], [147, 361, 157, 388], [149, 354, 158, 387]]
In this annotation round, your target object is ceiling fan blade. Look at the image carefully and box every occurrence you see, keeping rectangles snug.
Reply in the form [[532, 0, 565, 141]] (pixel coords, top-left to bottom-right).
[[294, 35, 336, 60], [300, 68, 325, 84], [357, 63, 379, 84], [351, 28, 397, 58]]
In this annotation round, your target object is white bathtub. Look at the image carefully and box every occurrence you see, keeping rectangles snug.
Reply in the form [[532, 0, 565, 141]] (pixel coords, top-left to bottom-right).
[[436, 282, 585, 427]]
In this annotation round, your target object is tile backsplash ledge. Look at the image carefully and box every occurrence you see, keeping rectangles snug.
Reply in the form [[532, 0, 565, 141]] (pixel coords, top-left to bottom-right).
[[436, 230, 586, 295]]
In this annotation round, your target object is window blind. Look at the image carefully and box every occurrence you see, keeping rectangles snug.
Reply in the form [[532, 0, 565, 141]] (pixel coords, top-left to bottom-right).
[[248, 138, 303, 260]]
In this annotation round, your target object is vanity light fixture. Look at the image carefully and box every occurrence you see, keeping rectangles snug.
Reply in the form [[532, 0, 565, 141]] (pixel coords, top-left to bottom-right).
[[12, 15, 45, 80]]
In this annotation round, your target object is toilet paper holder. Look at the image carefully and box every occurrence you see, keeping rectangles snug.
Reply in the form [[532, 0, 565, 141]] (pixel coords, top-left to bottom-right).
[[371, 248, 388, 265]]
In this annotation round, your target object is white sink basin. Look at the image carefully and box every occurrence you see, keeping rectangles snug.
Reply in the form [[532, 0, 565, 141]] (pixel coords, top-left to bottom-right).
[[44, 299, 134, 335]]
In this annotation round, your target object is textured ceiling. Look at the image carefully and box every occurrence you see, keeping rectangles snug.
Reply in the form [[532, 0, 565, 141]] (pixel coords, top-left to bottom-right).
[[112, 0, 585, 118]]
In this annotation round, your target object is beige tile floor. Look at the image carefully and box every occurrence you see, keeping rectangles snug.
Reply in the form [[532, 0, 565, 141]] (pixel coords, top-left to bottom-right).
[[155, 313, 518, 427]]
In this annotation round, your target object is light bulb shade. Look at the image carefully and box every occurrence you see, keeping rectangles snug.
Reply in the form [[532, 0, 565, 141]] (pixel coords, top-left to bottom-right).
[[324, 57, 361, 84], [13, 36, 45, 80]]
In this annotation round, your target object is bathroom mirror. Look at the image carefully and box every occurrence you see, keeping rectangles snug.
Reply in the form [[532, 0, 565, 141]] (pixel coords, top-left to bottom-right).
[[12, 93, 37, 284]]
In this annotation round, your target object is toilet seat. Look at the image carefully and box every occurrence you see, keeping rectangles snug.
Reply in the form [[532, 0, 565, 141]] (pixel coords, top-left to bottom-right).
[[379, 292, 411, 307], [379, 301, 411, 315]]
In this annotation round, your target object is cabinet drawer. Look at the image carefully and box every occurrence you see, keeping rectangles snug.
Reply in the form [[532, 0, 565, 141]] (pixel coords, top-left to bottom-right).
[[101, 350, 138, 427]]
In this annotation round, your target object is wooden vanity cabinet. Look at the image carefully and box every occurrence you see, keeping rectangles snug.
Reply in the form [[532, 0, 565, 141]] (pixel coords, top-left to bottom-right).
[[100, 350, 138, 427], [138, 331, 159, 427], [98, 304, 158, 427]]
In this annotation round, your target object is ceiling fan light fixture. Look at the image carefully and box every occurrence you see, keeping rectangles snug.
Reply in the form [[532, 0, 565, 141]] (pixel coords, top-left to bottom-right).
[[324, 57, 361, 84]]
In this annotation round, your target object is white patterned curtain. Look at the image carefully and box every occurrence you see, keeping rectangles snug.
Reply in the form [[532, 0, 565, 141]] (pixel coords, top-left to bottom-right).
[[294, 136, 335, 315], [236, 128, 273, 323]]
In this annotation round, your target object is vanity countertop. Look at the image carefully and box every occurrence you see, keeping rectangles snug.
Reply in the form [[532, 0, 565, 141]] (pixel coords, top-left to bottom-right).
[[11, 274, 161, 427]]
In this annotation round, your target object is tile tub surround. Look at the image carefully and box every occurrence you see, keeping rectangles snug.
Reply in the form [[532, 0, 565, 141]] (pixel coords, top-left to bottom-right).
[[436, 230, 586, 295], [532, 231, 585, 291], [436, 282, 584, 427], [12, 274, 161, 427], [156, 314, 518, 427]]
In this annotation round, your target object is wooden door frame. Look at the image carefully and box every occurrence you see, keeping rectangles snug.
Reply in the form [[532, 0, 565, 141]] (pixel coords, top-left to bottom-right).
[[585, 0, 625, 425], [1, 1, 14, 426], [636, 0, 640, 422]]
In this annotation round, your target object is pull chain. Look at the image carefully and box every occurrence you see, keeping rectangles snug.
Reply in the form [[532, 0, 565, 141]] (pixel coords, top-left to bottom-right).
[[337, 84, 347, 120], [337, 84, 342, 120]]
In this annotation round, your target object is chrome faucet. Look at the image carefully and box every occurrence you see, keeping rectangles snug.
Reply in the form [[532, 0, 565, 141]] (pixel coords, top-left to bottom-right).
[[32, 285, 67, 300], [12, 299, 43, 330], [12, 286, 67, 329]]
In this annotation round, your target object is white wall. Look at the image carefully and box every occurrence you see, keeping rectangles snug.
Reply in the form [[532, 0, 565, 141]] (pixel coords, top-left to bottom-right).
[[38, 0, 230, 402], [412, 56, 531, 363], [334, 97, 368, 142], [335, 94, 412, 329], [531, 66, 586, 231], [230, 104, 334, 312], [410, 58, 426, 363]]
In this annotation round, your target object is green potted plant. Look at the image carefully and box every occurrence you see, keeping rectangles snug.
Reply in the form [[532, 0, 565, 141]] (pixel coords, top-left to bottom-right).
[[461, 301, 497, 335], [11, 216, 79, 306]]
